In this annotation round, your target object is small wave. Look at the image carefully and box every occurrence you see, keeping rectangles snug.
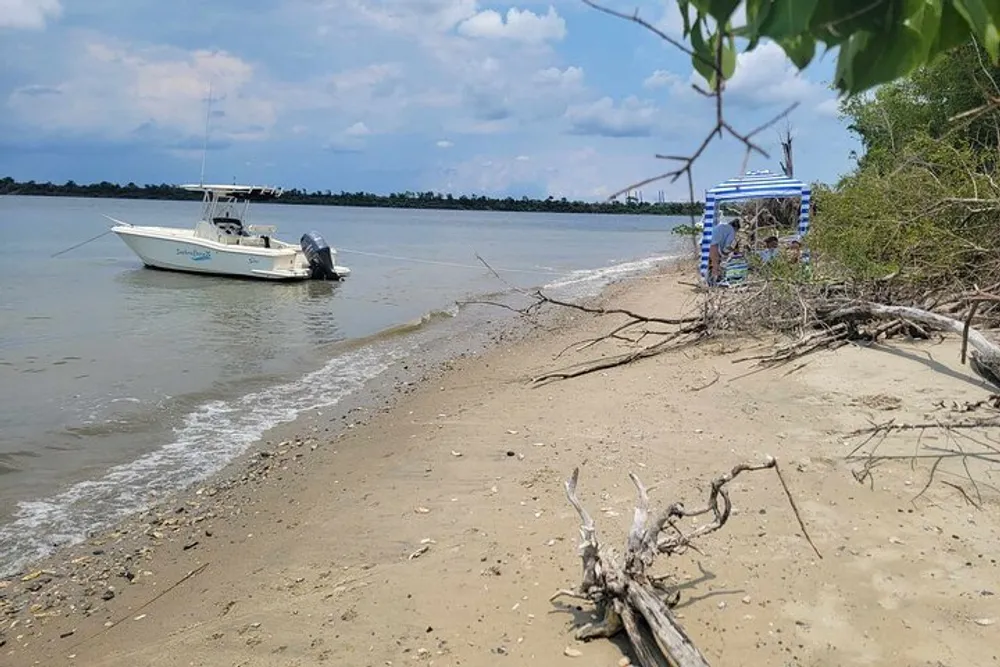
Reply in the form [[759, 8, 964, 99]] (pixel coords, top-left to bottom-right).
[[0, 339, 414, 577], [321, 307, 460, 356], [543, 253, 683, 298]]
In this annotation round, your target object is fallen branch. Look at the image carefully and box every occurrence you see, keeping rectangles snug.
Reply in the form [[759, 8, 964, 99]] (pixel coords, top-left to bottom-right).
[[845, 415, 1000, 504], [553, 458, 819, 667], [829, 302, 1000, 388]]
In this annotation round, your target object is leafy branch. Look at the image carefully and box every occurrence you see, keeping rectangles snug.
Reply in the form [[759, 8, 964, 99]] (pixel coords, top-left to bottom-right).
[[580, 0, 1000, 205]]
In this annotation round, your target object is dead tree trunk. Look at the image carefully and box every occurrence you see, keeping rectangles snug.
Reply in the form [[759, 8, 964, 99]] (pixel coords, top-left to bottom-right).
[[552, 459, 819, 667], [779, 124, 794, 178], [830, 302, 1000, 388]]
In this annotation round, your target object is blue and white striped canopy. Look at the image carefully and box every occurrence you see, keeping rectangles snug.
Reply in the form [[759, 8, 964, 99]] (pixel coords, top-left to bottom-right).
[[698, 169, 812, 279], [707, 170, 810, 202]]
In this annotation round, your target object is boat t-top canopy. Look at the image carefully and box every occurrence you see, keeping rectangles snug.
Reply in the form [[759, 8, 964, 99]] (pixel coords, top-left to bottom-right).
[[698, 169, 811, 279], [179, 184, 283, 201]]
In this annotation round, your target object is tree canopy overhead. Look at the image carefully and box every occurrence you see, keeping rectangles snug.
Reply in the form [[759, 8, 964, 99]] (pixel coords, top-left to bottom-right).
[[669, 0, 1000, 95]]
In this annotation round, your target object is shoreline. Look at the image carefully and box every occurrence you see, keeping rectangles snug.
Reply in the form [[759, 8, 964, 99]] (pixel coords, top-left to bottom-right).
[[0, 257, 678, 650], [4, 258, 999, 667], [0, 245, 681, 577]]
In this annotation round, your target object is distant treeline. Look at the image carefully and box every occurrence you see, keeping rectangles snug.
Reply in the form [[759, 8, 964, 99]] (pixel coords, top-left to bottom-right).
[[0, 176, 704, 215]]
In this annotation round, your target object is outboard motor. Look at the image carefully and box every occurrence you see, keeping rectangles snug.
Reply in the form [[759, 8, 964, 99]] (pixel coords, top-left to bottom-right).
[[300, 231, 337, 280]]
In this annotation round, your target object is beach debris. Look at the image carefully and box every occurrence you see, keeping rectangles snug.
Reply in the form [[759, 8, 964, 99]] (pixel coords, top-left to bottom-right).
[[551, 457, 819, 667], [563, 646, 583, 657], [414, 507, 431, 514], [974, 618, 995, 626], [408, 545, 430, 560], [451, 450, 463, 457]]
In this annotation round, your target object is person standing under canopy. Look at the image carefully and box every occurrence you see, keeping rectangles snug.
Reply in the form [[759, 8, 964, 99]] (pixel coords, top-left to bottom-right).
[[708, 218, 740, 284]]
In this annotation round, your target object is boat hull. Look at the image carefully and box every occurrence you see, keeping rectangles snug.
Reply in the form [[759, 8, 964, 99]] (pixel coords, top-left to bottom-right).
[[112, 226, 313, 281]]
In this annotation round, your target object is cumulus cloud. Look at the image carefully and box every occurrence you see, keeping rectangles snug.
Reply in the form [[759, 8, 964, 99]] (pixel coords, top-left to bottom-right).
[[564, 96, 660, 138], [457, 6, 566, 43], [7, 40, 275, 143], [434, 145, 688, 201], [328, 63, 403, 97], [345, 121, 371, 136], [815, 97, 840, 118], [0, 0, 61, 29], [721, 41, 829, 108], [0, 0, 854, 197], [532, 65, 583, 87], [325, 122, 372, 153]]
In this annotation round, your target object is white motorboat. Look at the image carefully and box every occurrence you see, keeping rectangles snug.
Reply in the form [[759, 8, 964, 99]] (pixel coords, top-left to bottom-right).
[[110, 184, 350, 281]]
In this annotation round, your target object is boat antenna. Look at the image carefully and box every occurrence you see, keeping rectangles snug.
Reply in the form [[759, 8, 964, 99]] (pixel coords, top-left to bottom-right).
[[199, 81, 213, 186]]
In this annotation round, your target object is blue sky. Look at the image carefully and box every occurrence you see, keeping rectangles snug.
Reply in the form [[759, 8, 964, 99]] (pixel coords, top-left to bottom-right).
[[0, 0, 859, 201]]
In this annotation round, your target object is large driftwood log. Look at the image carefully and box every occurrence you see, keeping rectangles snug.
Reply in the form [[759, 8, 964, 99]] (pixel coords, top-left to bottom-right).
[[830, 302, 1000, 388], [552, 459, 819, 667]]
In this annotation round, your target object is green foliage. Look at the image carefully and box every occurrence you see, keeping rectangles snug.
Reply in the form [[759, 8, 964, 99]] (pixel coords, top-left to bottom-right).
[[840, 41, 1000, 173], [0, 177, 704, 217], [812, 132, 1000, 285], [805, 38, 1000, 291], [672, 0, 1000, 95]]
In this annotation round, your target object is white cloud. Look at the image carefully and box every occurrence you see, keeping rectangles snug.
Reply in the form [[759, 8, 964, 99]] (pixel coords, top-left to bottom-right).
[[0, 0, 61, 29], [436, 145, 688, 201], [457, 6, 566, 44], [643, 69, 683, 90], [564, 96, 660, 138], [436, 139, 454, 148], [302, 3, 585, 137], [715, 41, 831, 109], [345, 0, 479, 35], [329, 63, 402, 96], [532, 65, 583, 87], [7, 40, 275, 143], [345, 121, 371, 136], [815, 97, 840, 118]]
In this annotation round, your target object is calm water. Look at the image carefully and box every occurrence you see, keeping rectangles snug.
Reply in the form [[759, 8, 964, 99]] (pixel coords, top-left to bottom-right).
[[0, 195, 689, 574]]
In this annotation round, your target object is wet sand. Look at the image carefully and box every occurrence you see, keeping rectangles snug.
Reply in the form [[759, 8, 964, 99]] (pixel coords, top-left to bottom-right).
[[3, 262, 999, 667]]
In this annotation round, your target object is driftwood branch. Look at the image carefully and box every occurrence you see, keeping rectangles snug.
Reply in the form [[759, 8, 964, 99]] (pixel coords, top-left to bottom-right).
[[845, 406, 1000, 504], [829, 302, 1000, 389], [554, 458, 819, 667]]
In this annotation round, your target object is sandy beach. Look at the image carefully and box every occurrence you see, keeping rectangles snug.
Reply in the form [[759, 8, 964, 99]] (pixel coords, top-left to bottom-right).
[[3, 262, 999, 667]]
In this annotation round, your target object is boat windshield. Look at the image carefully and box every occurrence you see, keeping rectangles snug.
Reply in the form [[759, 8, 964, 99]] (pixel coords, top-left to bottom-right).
[[201, 191, 253, 235]]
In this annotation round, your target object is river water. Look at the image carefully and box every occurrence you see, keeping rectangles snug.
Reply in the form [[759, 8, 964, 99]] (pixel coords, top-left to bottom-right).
[[0, 195, 691, 574]]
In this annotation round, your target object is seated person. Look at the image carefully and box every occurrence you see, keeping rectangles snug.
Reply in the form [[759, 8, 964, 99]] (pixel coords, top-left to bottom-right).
[[708, 218, 740, 284], [758, 235, 780, 262], [786, 236, 802, 263]]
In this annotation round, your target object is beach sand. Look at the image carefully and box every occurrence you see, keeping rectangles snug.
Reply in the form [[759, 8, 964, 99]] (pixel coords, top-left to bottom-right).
[[3, 263, 999, 667]]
